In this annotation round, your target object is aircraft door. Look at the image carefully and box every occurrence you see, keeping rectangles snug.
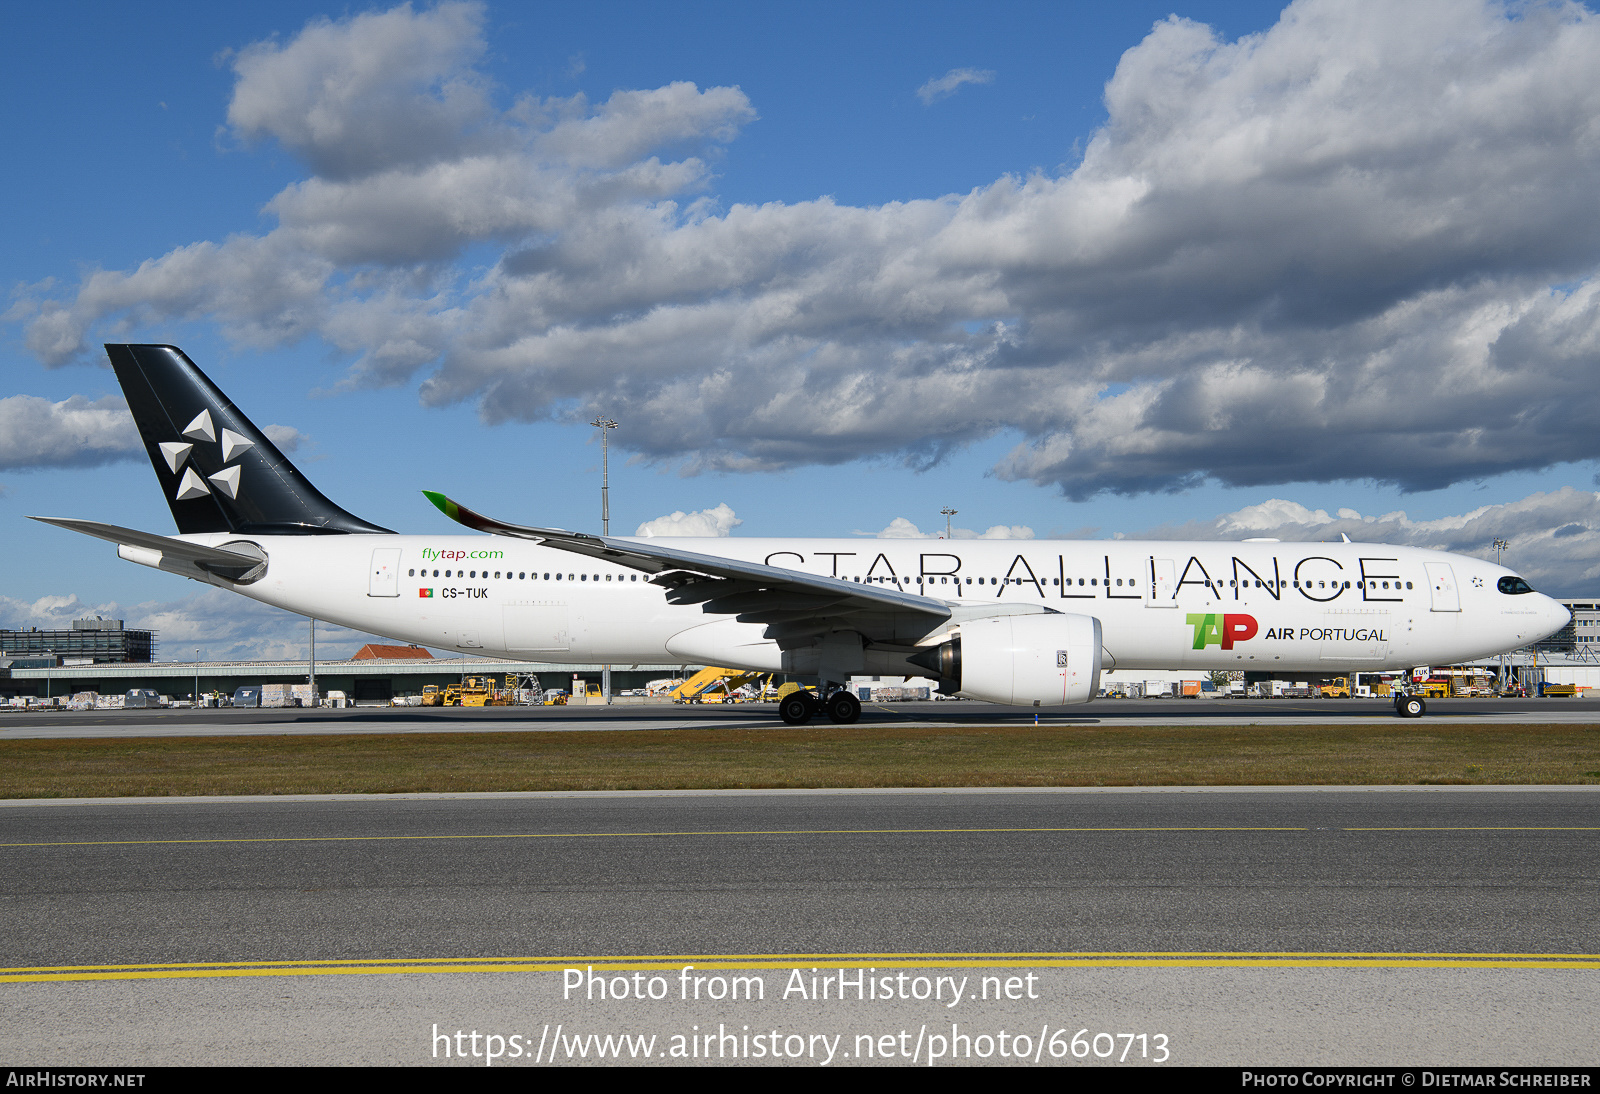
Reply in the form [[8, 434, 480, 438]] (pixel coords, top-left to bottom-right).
[[368, 548, 401, 597], [1148, 558, 1178, 607], [1424, 562, 1460, 612]]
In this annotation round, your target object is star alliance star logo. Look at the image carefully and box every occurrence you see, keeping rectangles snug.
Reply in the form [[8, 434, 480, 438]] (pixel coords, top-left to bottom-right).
[[1471, 576, 1484, 588], [163, 409, 251, 503]]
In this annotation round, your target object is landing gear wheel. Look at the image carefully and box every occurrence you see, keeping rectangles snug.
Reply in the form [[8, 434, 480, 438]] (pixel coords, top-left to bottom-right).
[[779, 692, 814, 725], [825, 690, 862, 725], [1396, 696, 1426, 718]]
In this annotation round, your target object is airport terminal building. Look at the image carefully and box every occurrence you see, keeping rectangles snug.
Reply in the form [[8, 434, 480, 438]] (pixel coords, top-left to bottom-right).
[[0, 618, 155, 665], [0, 648, 691, 704]]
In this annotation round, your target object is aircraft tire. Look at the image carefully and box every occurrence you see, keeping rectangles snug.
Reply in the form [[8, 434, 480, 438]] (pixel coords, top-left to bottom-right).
[[825, 691, 862, 725], [1397, 696, 1426, 718], [779, 693, 814, 725]]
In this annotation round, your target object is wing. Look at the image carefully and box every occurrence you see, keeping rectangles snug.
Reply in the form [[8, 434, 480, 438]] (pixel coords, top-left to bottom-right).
[[424, 491, 952, 648]]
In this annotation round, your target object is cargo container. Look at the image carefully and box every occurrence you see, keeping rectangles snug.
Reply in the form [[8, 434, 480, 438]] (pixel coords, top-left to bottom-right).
[[260, 683, 298, 708]]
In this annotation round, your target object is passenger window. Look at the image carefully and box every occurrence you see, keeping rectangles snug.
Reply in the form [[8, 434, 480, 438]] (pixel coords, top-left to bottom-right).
[[408, 569, 415, 577]]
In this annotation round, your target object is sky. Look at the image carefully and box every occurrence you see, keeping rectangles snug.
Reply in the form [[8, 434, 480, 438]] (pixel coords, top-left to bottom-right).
[[4, 0, 1600, 660]]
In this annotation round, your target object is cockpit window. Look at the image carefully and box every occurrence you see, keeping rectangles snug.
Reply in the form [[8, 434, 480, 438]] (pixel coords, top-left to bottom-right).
[[1497, 576, 1535, 595]]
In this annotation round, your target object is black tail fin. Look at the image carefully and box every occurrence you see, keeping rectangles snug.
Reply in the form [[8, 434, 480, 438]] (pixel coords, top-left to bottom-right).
[[106, 344, 393, 536]]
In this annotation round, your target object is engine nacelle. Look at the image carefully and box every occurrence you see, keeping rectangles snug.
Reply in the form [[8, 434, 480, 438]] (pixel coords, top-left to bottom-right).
[[913, 613, 1102, 706]]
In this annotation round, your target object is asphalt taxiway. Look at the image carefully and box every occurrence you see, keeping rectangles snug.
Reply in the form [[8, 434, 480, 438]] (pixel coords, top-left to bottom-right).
[[3, 696, 1597, 739], [2, 786, 1596, 1065]]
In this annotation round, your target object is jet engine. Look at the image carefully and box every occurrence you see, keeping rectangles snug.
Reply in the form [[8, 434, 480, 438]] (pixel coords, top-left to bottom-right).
[[910, 613, 1102, 706]]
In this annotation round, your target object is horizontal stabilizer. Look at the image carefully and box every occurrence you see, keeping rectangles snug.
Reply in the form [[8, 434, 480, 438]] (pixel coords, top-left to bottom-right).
[[29, 516, 268, 582]]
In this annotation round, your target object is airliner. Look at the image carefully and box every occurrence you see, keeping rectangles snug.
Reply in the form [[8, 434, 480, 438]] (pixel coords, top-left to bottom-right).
[[33, 345, 1571, 724]]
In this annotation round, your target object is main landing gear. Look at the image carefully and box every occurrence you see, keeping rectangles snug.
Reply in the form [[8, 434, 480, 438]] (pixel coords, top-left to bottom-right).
[[778, 687, 861, 726], [1394, 694, 1427, 718]]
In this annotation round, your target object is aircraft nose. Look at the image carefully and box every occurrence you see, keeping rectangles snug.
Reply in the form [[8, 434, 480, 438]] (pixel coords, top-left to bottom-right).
[[1543, 596, 1571, 637]]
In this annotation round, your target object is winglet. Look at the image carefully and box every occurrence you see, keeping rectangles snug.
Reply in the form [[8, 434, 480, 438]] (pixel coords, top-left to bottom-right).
[[423, 490, 493, 534], [423, 490, 457, 521], [421, 490, 574, 542]]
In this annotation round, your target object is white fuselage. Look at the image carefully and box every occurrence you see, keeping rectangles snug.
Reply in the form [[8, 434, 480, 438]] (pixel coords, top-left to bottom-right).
[[149, 533, 1571, 681]]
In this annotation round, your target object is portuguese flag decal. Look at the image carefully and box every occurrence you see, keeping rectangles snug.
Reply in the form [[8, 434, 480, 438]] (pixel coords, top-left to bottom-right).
[[419, 588, 434, 598]]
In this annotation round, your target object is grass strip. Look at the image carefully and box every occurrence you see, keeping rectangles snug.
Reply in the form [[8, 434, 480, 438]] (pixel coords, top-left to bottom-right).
[[0, 722, 1597, 798]]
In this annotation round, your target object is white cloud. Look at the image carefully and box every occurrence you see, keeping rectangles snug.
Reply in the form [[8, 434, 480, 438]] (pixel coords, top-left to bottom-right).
[[636, 502, 742, 537], [262, 424, 307, 453], [0, 395, 139, 471], [865, 517, 1034, 540], [1131, 487, 1600, 595], [916, 67, 996, 105], [226, 1, 495, 180], [976, 524, 1035, 540], [23, 0, 1600, 502], [1216, 499, 1336, 531], [534, 82, 756, 169]]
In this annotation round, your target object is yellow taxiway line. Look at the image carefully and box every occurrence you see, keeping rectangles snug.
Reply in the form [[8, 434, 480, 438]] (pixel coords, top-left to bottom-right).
[[3, 826, 1596, 849], [4, 952, 1598, 982]]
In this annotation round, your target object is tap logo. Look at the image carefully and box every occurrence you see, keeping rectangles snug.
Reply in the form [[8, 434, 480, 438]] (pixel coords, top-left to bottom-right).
[[1187, 613, 1259, 650]]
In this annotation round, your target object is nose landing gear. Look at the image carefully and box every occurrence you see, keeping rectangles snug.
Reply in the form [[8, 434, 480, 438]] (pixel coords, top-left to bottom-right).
[[1395, 694, 1426, 718]]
